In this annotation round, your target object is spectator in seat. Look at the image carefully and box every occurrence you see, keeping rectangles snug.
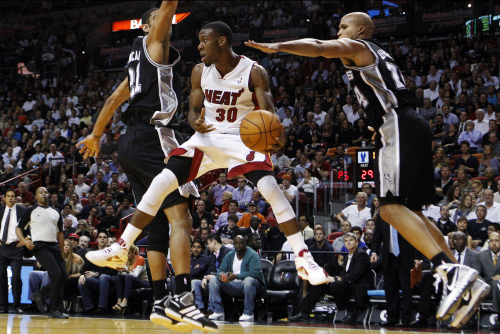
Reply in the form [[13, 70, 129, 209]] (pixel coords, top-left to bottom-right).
[[331, 144, 352, 180], [298, 215, 314, 241], [468, 189, 500, 224], [16, 181, 34, 207], [473, 109, 489, 136], [80, 193, 99, 220], [477, 232, 500, 329], [336, 192, 371, 229], [214, 200, 242, 231], [467, 205, 492, 250], [237, 201, 266, 228], [91, 171, 108, 193], [271, 148, 290, 173], [232, 178, 253, 211], [333, 220, 352, 252], [217, 213, 241, 247], [309, 225, 336, 274], [74, 174, 90, 198], [481, 168, 498, 192], [86, 207, 100, 229], [62, 216, 76, 239], [311, 151, 331, 182], [207, 235, 266, 322], [351, 118, 372, 147], [209, 172, 234, 211], [290, 232, 371, 323], [112, 245, 149, 315], [457, 123, 482, 154], [347, 183, 376, 208], [192, 234, 231, 312], [78, 230, 118, 314], [478, 147, 499, 177], [98, 205, 120, 233], [453, 141, 479, 177], [62, 239, 84, 313], [241, 216, 269, 252], [481, 223, 500, 252], [115, 196, 135, 220], [294, 153, 311, 183], [418, 98, 436, 121], [250, 190, 268, 214], [436, 206, 457, 236], [192, 200, 213, 231], [436, 164, 454, 201], [189, 239, 210, 281]]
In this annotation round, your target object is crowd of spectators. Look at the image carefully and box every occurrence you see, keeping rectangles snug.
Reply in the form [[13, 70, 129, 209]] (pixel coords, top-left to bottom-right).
[[1, 0, 500, 325]]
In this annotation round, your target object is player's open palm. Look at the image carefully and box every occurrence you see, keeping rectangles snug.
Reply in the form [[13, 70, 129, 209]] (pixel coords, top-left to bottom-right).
[[77, 134, 101, 159], [194, 108, 215, 134], [244, 40, 279, 54]]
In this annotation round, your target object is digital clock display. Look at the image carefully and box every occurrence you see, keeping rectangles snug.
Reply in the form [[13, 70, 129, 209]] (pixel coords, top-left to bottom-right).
[[356, 148, 376, 190]]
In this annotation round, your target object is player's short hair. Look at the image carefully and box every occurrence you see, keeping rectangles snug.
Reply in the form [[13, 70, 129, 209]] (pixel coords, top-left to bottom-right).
[[202, 21, 233, 45], [142, 8, 158, 26]]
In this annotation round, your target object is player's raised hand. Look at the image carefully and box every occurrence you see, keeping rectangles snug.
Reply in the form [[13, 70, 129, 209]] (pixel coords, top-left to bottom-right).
[[263, 124, 286, 154], [194, 108, 215, 134], [244, 40, 279, 54], [77, 133, 101, 159]]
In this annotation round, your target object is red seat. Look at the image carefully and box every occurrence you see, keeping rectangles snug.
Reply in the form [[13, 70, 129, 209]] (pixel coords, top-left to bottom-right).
[[327, 232, 343, 243], [470, 177, 486, 182], [276, 171, 286, 179]]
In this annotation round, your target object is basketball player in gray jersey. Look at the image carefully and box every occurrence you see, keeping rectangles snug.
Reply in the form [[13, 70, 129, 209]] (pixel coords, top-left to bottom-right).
[[78, 1, 216, 332], [246, 12, 489, 328]]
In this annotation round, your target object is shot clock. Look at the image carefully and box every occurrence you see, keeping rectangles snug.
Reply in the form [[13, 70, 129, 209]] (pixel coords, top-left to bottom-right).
[[356, 147, 375, 190]]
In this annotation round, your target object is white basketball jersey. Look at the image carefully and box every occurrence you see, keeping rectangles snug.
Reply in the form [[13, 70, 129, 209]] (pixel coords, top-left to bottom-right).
[[201, 56, 256, 135]]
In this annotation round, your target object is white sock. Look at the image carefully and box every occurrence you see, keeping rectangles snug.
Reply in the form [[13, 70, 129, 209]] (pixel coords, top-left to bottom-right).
[[286, 231, 308, 256], [118, 224, 142, 249]]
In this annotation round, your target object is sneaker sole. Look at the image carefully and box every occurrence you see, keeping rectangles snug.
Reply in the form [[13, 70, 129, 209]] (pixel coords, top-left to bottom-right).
[[150, 314, 194, 332], [296, 266, 329, 285], [165, 307, 218, 332], [85, 254, 126, 270], [436, 270, 478, 321], [450, 282, 491, 329]]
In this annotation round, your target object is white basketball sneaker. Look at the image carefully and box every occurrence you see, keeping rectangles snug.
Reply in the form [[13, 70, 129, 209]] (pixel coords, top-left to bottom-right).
[[435, 263, 479, 321], [85, 243, 128, 270], [295, 250, 329, 285], [450, 278, 490, 329]]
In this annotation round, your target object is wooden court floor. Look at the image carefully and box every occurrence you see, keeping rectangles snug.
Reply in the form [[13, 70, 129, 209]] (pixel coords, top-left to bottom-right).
[[0, 314, 497, 334]]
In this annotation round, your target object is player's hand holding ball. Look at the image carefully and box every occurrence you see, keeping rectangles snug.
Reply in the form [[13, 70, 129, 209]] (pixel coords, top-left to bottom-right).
[[240, 109, 285, 154]]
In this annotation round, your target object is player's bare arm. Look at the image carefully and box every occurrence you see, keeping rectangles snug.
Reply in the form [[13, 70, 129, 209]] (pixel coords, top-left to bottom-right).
[[245, 38, 374, 68], [249, 64, 284, 153], [77, 78, 130, 158], [188, 63, 214, 133], [146, 0, 179, 65]]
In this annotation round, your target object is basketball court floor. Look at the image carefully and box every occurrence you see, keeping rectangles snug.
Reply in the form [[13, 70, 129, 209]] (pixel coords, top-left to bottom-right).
[[0, 314, 497, 334]]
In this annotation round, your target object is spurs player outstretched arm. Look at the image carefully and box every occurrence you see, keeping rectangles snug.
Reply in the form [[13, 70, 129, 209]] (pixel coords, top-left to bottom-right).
[[245, 38, 374, 67], [77, 78, 129, 158], [146, 0, 178, 64], [249, 63, 285, 153], [187, 64, 214, 134]]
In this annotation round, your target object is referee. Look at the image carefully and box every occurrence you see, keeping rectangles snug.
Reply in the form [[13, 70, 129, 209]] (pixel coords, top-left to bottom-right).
[[16, 187, 69, 319]]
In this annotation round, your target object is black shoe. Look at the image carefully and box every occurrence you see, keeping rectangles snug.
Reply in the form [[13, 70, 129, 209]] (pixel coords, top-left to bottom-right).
[[14, 307, 24, 314], [343, 310, 358, 324], [165, 292, 218, 332], [289, 311, 310, 321], [32, 293, 47, 314], [380, 320, 399, 327], [0, 307, 8, 314], [93, 307, 107, 315], [49, 311, 69, 319], [410, 318, 428, 328]]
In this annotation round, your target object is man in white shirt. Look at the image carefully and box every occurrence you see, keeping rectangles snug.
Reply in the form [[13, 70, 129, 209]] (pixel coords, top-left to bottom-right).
[[427, 65, 441, 84], [67, 90, 79, 106], [473, 109, 489, 136], [21, 94, 36, 112], [312, 103, 327, 126], [422, 204, 441, 222], [45, 144, 64, 169], [336, 192, 371, 229], [469, 189, 500, 223], [342, 94, 354, 117], [279, 174, 297, 204], [74, 174, 90, 198], [424, 81, 440, 102]]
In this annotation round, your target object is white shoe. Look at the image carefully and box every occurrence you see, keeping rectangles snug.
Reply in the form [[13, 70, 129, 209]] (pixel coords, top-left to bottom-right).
[[85, 243, 128, 270], [435, 263, 479, 321], [295, 250, 329, 285], [239, 314, 254, 322], [450, 279, 490, 328], [208, 312, 225, 321]]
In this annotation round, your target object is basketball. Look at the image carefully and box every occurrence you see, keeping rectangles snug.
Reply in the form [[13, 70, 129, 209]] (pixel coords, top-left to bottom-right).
[[240, 109, 283, 153]]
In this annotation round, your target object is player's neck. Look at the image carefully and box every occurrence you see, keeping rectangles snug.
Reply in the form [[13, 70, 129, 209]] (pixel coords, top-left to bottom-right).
[[215, 51, 240, 78]]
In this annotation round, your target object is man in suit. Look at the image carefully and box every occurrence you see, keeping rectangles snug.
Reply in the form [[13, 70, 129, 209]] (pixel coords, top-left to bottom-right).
[[241, 216, 269, 252], [290, 233, 372, 323], [0, 189, 27, 313], [476, 232, 500, 329], [371, 217, 419, 326], [192, 234, 231, 312]]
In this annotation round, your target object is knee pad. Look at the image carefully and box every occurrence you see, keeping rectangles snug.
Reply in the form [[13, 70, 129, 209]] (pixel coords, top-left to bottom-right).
[[138, 169, 179, 216], [257, 175, 296, 223]]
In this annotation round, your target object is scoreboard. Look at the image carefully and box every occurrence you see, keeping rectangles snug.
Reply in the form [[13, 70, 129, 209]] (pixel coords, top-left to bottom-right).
[[356, 147, 376, 190]]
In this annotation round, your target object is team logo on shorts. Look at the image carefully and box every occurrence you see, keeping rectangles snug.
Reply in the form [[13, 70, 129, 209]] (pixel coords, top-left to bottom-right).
[[236, 76, 243, 84], [246, 151, 255, 161]]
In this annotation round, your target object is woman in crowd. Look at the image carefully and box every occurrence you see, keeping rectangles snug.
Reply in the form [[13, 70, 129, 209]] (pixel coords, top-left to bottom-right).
[[304, 133, 322, 158], [371, 196, 380, 220], [449, 194, 475, 223], [442, 123, 459, 153], [478, 144, 499, 176], [283, 131, 301, 159], [220, 191, 233, 214], [454, 217, 473, 249], [321, 117, 336, 148], [322, 89, 335, 112], [113, 245, 149, 314], [453, 167, 472, 193], [482, 167, 498, 192], [297, 168, 320, 195], [62, 239, 84, 312], [90, 184, 105, 202], [433, 147, 448, 180], [440, 184, 462, 208], [286, 168, 298, 186], [470, 179, 484, 202], [336, 119, 353, 147], [75, 220, 92, 239]]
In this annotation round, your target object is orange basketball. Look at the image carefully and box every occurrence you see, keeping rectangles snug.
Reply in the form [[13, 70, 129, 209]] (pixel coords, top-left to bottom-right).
[[240, 109, 283, 153]]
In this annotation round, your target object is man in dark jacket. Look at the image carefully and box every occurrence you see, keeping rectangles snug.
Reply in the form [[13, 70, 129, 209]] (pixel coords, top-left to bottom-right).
[[190, 239, 209, 280], [192, 234, 230, 311], [436, 206, 457, 236], [290, 233, 372, 323]]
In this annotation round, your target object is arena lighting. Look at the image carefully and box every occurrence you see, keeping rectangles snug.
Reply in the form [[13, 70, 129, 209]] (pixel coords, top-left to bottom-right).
[[468, 3, 472, 7], [112, 12, 190, 32]]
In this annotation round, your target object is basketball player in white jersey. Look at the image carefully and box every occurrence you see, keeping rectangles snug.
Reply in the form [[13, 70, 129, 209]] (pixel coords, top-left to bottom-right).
[[87, 20, 329, 324], [245, 12, 489, 328]]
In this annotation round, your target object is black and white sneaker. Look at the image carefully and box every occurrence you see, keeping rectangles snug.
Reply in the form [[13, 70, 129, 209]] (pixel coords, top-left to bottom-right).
[[150, 297, 193, 332], [450, 278, 490, 329], [165, 292, 218, 332], [435, 263, 479, 321]]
